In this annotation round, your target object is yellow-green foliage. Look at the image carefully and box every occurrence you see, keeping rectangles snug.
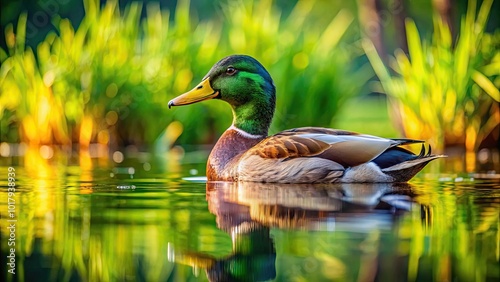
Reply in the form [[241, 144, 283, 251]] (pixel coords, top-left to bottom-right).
[[0, 0, 368, 147], [364, 0, 499, 152]]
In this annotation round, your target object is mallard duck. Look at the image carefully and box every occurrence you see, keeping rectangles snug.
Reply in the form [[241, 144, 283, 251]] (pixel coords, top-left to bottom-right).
[[169, 55, 444, 183]]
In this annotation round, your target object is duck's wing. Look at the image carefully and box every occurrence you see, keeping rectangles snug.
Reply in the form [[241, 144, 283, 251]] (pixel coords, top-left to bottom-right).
[[252, 127, 423, 167], [236, 127, 426, 183]]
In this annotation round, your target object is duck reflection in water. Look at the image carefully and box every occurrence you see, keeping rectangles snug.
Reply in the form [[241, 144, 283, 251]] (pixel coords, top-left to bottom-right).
[[169, 182, 417, 281]]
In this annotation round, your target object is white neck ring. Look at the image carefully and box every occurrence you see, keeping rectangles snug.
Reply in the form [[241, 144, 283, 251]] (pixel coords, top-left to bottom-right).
[[228, 125, 265, 139]]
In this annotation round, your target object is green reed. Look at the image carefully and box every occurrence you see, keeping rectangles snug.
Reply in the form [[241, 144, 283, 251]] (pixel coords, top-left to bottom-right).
[[0, 0, 368, 148], [364, 0, 499, 153]]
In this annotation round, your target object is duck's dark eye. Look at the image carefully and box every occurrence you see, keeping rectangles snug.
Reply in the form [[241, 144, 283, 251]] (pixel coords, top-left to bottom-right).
[[226, 66, 237, 75]]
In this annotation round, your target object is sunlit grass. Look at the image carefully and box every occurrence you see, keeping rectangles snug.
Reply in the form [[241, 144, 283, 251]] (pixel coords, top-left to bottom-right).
[[0, 0, 369, 152], [364, 0, 499, 154]]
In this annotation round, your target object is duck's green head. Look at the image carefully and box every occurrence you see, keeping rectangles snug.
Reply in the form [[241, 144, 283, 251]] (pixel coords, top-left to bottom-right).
[[168, 55, 276, 136]]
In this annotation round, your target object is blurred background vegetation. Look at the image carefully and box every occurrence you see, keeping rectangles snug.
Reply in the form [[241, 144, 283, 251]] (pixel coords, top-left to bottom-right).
[[0, 0, 499, 159]]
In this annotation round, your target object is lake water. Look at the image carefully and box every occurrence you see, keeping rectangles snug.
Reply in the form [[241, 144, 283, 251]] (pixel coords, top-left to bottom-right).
[[0, 151, 499, 282]]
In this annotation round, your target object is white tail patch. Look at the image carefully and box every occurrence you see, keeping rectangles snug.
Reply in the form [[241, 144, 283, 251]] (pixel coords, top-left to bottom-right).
[[341, 162, 393, 182]]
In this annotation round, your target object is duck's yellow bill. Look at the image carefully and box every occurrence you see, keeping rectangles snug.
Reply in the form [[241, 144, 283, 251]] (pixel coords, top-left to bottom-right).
[[168, 78, 218, 108]]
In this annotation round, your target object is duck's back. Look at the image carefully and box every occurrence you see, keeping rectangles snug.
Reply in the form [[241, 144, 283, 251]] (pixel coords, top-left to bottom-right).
[[229, 127, 444, 183]]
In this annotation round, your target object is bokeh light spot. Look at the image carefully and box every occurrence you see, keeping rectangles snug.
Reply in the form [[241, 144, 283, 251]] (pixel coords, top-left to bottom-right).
[[293, 52, 309, 69], [106, 83, 118, 98], [112, 151, 124, 163], [40, 145, 54, 159], [0, 143, 10, 157], [106, 111, 118, 126], [97, 130, 110, 144]]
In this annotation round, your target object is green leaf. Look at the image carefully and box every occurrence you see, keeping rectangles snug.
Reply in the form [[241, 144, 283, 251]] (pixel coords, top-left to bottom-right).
[[472, 70, 500, 102]]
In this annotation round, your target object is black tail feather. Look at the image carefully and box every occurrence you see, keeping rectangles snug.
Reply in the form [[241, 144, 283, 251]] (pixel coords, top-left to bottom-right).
[[380, 144, 446, 182], [417, 144, 425, 158], [373, 143, 439, 170]]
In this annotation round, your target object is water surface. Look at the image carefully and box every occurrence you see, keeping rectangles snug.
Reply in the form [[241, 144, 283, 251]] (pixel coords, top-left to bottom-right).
[[0, 155, 499, 282]]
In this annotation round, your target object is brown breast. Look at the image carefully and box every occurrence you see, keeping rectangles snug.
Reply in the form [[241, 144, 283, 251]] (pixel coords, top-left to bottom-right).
[[206, 129, 265, 181]]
